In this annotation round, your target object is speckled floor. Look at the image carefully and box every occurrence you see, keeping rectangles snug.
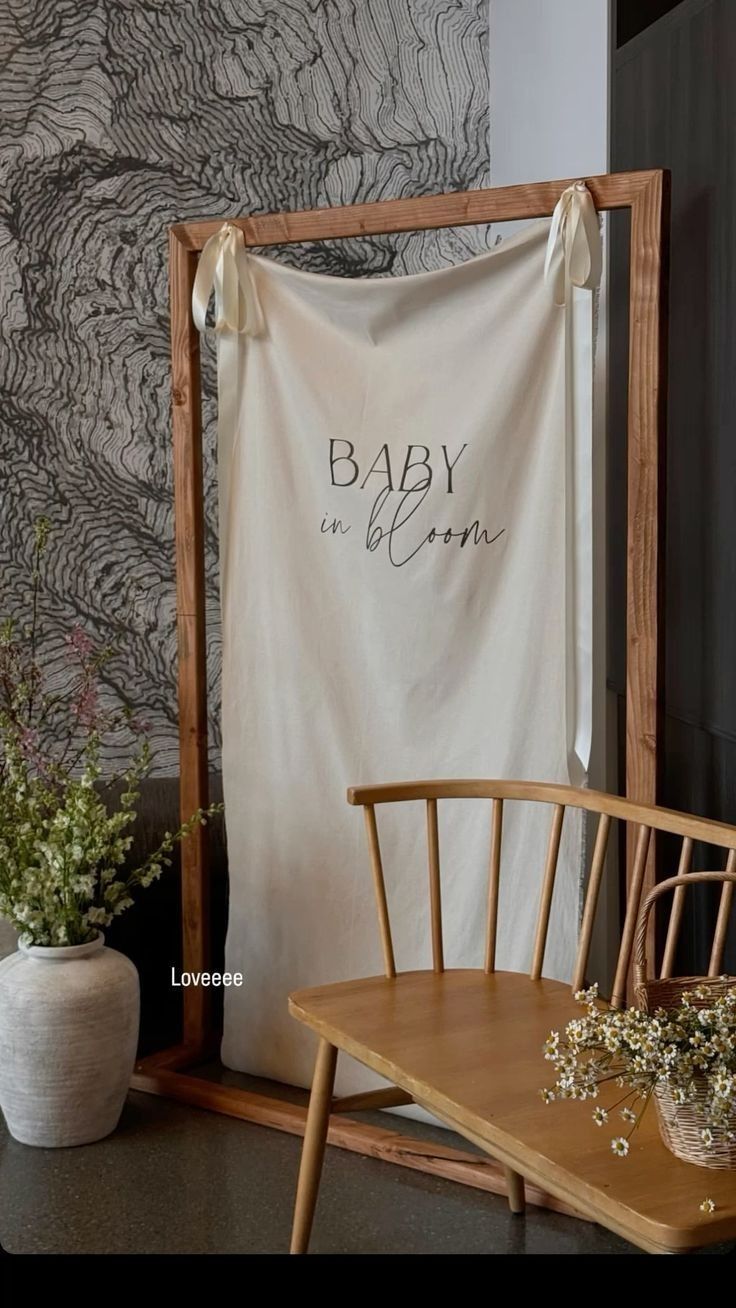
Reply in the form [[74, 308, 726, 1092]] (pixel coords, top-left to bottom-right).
[[0, 1089, 647, 1255]]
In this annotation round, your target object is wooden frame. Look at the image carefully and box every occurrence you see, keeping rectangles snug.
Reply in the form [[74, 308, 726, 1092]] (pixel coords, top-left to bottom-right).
[[132, 171, 670, 1209]]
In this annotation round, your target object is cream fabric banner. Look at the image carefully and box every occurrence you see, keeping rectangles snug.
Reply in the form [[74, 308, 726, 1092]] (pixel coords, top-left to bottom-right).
[[194, 195, 599, 1091]]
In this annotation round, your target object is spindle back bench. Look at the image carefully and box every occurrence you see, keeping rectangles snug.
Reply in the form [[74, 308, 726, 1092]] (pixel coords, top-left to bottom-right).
[[289, 779, 736, 1255]]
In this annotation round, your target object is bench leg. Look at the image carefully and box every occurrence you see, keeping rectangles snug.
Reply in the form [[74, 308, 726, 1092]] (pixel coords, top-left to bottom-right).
[[290, 1039, 338, 1253], [503, 1166, 526, 1215]]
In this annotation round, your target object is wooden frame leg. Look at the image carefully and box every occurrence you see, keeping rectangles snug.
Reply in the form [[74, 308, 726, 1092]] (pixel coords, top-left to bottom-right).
[[290, 1039, 338, 1254], [503, 1166, 526, 1215]]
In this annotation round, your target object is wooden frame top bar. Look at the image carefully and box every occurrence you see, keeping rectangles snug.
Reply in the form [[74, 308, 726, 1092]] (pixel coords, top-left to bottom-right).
[[171, 169, 661, 251]]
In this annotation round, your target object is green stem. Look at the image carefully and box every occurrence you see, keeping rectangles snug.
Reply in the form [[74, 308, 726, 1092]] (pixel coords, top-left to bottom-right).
[[627, 1086, 655, 1140], [603, 1085, 642, 1114]]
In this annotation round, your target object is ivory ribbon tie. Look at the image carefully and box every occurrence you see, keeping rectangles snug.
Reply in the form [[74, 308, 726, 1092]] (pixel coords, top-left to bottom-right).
[[544, 181, 602, 306], [192, 223, 263, 336]]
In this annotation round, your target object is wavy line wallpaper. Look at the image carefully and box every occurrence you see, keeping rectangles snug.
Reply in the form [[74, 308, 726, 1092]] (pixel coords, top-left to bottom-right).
[[0, 0, 490, 777]]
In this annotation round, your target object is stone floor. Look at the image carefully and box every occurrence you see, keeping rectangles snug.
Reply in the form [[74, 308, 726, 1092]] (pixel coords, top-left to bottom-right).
[[0, 1090, 646, 1255]]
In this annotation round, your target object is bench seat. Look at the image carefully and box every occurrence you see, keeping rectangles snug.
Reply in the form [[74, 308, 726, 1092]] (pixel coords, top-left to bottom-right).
[[289, 969, 736, 1253]]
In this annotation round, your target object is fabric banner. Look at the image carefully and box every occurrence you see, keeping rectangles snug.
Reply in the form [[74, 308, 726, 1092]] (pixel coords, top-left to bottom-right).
[[195, 204, 598, 1092]]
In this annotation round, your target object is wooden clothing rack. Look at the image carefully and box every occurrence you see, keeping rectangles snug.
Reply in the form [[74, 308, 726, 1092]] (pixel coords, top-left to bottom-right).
[[132, 171, 670, 1208]]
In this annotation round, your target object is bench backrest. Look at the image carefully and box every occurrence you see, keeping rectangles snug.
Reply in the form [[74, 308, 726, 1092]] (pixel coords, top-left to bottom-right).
[[347, 780, 736, 1005]]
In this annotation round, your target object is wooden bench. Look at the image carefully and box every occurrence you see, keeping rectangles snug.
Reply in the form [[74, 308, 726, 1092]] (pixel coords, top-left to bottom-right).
[[288, 781, 736, 1254]]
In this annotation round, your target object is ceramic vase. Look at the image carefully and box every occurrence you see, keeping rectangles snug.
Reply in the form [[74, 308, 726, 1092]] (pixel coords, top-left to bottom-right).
[[0, 933, 139, 1147]]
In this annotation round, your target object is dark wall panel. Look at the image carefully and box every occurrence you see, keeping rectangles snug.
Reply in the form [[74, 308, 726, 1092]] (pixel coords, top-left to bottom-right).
[[616, 0, 685, 48], [611, 0, 736, 971]]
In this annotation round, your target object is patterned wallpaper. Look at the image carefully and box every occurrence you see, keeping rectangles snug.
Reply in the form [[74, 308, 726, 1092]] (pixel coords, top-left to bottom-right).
[[0, 0, 491, 776]]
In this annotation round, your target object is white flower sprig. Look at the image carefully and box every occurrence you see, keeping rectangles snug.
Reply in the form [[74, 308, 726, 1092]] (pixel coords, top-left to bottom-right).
[[540, 982, 736, 1156]]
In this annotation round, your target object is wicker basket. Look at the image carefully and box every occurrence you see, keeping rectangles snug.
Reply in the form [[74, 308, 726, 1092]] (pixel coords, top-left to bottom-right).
[[654, 1080, 736, 1169], [633, 870, 736, 1170]]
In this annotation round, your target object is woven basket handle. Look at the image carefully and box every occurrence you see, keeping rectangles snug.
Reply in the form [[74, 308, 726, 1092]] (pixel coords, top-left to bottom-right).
[[633, 870, 736, 992]]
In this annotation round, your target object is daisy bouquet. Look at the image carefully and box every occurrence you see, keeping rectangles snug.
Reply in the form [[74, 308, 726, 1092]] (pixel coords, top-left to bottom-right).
[[541, 983, 736, 1161]]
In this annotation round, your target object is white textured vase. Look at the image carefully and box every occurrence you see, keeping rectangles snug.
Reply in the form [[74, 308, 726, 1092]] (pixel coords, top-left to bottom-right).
[[0, 933, 139, 1147]]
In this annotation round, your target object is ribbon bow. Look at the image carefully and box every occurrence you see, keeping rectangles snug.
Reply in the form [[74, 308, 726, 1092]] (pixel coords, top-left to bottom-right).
[[192, 223, 263, 336], [544, 181, 602, 306]]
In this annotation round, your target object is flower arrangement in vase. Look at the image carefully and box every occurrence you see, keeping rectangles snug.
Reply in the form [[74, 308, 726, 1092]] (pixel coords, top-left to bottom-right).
[[0, 519, 219, 1146]]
